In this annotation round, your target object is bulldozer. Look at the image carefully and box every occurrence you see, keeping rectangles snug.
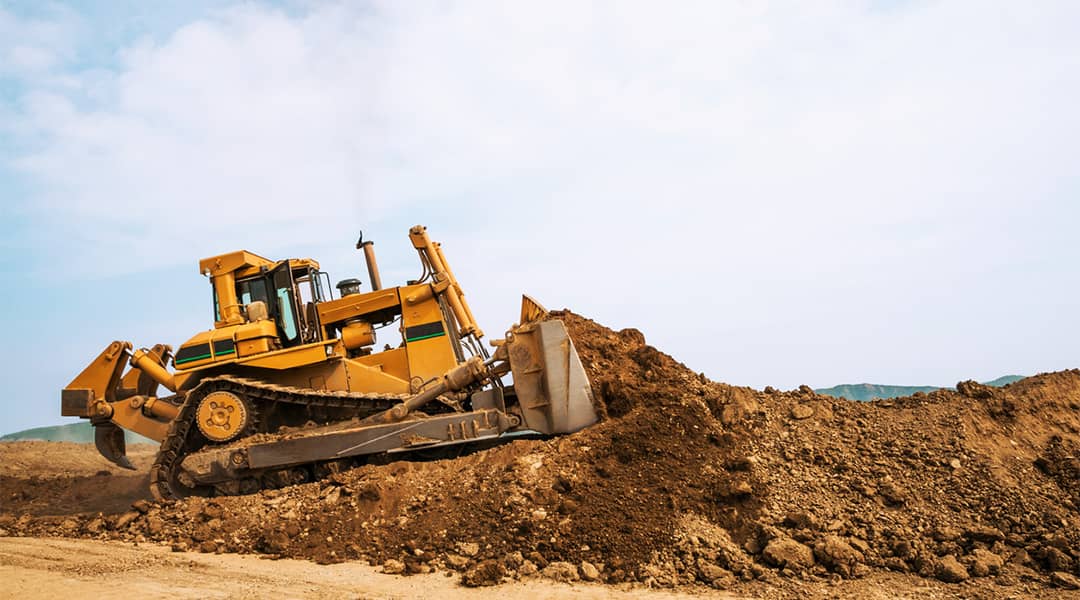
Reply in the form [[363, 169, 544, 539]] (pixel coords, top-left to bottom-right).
[[61, 225, 597, 500]]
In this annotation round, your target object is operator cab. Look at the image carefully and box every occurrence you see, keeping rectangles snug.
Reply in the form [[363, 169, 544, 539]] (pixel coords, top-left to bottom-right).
[[174, 252, 335, 370], [221, 260, 333, 348]]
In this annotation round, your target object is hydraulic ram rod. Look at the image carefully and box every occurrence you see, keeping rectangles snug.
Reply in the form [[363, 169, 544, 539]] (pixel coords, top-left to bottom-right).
[[361, 356, 490, 425]]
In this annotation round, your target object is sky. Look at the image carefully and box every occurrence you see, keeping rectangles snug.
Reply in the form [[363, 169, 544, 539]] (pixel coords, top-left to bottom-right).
[[1, 1, 1078, 435]]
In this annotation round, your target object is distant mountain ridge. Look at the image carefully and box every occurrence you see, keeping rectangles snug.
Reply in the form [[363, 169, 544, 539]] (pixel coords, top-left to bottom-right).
[[815, 375, 1026, 402]]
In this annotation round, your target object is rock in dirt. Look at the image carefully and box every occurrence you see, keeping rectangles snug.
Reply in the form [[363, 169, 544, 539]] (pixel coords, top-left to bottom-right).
[[698, 563, 735, 588], [1042, 546, 1074, 572], [462, 560, 504, 587], [966, 525, 1005, 543], [579, 561, 600, 582], [259, 529, 290, 554], [957, 380, 994, 399], [456, 541, 479, 557], [518, 560, 538, 577], [936, 555, 969, 583], [783, 512, 819, 530], [444, 553, 468, 569], [542, 561, 580, 583], [967, 548, 1004, 577], [814, 536, 864, 578], [381, 559, 405, 575], [502, 551, 524, 569], [1051, 571, 1080, 590], [878, 480, 907, 505], [932, 526, 962, 542], [321, 487, 341, 506], [200, 503, 224, 520], [113, 511, 140, 530], [762, 538, 815, 570], [145, 516, 164, 535]]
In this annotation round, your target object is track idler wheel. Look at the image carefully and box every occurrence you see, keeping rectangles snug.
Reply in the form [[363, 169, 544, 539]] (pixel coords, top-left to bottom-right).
[[195, 390, 253, 443]]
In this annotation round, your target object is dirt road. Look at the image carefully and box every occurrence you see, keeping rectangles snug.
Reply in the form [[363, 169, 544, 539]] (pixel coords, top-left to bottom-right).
[[3, 537, 1035, 599], [0, 537, 728, 600]]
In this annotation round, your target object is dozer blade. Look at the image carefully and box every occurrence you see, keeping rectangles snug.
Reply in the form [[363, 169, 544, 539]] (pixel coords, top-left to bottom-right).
[[507, 319, 599, 435], [94, 422, 135, 470]]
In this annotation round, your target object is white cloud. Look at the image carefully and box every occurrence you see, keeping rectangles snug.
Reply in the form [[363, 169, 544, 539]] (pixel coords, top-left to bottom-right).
[[5, 1, 1080, 389], [0, 6, 79, 78]]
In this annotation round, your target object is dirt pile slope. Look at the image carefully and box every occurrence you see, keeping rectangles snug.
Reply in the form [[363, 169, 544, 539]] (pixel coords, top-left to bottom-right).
[[3, 312, 1080, 595], [0, 442, 154, 517]]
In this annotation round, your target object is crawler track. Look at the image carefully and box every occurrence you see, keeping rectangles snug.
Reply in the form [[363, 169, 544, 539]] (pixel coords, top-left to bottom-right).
[[150, 376, 410, 500]]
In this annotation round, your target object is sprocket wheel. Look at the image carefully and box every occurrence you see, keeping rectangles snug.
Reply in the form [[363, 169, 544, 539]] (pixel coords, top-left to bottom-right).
[[195, 390, 254, 443]]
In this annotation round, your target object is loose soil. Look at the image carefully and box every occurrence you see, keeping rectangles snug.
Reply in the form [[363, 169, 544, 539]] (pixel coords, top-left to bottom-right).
[[0, 441, 154, 516], [0, 537, 723, 600], [3, 311, 1080, 598]]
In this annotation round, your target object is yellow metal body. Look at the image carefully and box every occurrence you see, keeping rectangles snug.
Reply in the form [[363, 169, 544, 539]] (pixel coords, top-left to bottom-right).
[[64, 226, 486, 445], [409, 225, 483, 338], [169, 278, 461, 393], [199, 251, 276, 327], [195, 390, 249, 442]]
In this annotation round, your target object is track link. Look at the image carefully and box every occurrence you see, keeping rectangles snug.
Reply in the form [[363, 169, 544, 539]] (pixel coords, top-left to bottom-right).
[[150, 376, 409, 500]]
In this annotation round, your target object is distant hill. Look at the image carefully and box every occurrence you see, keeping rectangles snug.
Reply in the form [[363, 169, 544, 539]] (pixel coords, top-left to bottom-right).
[[982, 375, 1026, 387], [815, 375, 1026, 401], [814, 383, 939, 401], [0, 422, 154, 444]]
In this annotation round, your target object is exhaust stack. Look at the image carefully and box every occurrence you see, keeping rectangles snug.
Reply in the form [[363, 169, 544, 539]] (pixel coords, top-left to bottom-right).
[[357, 236, 382, 291]]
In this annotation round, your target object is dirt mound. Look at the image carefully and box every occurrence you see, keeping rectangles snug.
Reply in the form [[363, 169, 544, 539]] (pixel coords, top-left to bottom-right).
[[0, 441, 157, 478], [4, 312, 1080, 596], [0, 442, 155, 517]]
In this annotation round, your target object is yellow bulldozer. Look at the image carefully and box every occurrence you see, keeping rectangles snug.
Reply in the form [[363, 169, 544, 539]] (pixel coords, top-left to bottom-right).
[[61, 225, 597, 500]]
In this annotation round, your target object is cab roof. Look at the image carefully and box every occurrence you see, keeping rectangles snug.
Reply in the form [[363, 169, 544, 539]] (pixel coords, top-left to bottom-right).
[[198, 251, 320, 278]]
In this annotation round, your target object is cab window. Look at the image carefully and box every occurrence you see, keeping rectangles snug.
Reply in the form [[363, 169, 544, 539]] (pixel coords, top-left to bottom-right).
[[276, 287, 298, 341], [272, 266, 300, 345], [237, 277, 270, 307]]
